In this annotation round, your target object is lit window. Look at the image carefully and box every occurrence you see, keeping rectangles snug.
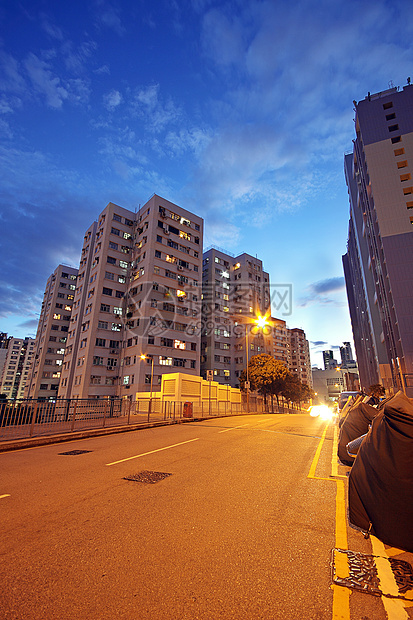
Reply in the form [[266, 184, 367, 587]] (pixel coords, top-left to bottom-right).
[[53, 313, 61, 319], [397, 160, 408, 169], [400, 173, 411, 182], [174, 340, 186, 350], [159, 356, 173, 366]]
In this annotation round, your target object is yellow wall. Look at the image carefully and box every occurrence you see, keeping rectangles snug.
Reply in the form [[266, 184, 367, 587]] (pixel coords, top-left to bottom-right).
[[136, 372, 242, 403]]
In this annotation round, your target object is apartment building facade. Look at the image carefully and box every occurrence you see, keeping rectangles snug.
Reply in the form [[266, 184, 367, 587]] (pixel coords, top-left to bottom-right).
[[288, 327, 312, 389], [0, 337, 35, 399], [25, 265, 78, 400], [201, 247, 271, 387], [343, 83, 413, 394], [58, 195, 203, 399]]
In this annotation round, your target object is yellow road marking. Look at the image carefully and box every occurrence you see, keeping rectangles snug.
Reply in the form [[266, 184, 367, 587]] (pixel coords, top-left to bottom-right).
[[106, 438, 200, 466], [370, 536, 409, 620], [0, 494, 11, 499], [307, 423, 329, 479], [218, 424, 249, 433], [307, 423, 351, 620]]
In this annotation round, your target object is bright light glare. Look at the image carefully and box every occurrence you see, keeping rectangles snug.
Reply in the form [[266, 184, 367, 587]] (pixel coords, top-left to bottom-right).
[[309, 405, 333, 420], [255, 315, 268, 329]]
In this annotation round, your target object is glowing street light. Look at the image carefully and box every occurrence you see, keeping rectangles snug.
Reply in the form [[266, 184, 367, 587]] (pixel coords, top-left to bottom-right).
[[239, 314, 271, 413]]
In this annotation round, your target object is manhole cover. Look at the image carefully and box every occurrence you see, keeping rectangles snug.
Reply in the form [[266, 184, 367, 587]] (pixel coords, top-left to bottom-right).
[[332, 548, 413, 600], [123, 471, 172, 484], [59, 450, 92, 455]]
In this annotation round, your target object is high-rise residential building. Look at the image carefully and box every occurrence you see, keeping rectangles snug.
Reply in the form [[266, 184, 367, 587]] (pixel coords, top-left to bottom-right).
[[0, 333, 12, 384], [201, 247, 271, 386], [288, 327, 313, 389], [343, 83, 413, 395], [0, 337, 35, 399], [58, 195, 203, 399], [339, 341, 357, 369], [25, 265, 78, 400], [323, 350, 337, 370], [271, 319, 289, 365]]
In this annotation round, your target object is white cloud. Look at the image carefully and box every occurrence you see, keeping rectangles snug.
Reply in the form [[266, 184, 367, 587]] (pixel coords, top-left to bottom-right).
[[95, 1, 125, 36], [40, 15, 64, 41], [103, 89, 123, 110], [0, 51, 26, 93], [23, 52, 68, 108], [131, 84, 181, 133]]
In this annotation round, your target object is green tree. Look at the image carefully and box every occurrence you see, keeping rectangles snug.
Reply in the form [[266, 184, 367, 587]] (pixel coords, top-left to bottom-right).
[[368, 384, 386, 399], [240, 354, 290, 411], [282, 375, 314, 410]]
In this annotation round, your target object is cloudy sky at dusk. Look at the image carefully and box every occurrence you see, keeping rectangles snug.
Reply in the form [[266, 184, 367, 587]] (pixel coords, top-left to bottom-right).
[[1, 0, 412, 368]]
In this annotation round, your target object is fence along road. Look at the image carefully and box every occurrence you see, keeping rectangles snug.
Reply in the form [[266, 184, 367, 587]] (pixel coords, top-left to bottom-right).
[[0, 396, 294, 444]]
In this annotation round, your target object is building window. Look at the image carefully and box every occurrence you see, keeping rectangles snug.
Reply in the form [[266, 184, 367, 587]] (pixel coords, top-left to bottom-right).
[[391, 136, 401, 144], [105, 271, 115, 280], [103, 287, 113, 296], [385, 113, 396, 121], [173, 358, 185, 367], [400, 173, 411, 182], [96, 338, 106, 347], [159, 356, 172, 366], [383, 101, 393, 110]]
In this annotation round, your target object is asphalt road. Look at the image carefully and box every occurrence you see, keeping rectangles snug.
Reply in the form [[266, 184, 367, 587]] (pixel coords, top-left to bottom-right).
[[1, 413, 412, 619]]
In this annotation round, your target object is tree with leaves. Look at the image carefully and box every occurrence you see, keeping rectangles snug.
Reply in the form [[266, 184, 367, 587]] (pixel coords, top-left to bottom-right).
[[239, 354, 290, 412], [368, 384, 385, 399], [282, 374, 314, 410]]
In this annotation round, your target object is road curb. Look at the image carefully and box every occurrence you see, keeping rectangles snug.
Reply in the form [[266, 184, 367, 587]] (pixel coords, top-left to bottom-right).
[[0, 414, 237, 453]]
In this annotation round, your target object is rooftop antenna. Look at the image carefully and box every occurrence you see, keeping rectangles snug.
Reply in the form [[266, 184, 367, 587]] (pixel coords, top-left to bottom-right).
[[408, 77, 411, 85], [388, 80, 395, 89]]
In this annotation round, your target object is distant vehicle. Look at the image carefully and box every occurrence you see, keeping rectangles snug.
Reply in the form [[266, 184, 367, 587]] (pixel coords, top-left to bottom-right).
[[338, 391, 360, 411]]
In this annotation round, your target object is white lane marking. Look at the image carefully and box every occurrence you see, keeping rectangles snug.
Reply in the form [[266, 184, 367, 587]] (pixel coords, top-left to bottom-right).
[[106, 438, 200, 466], [218, 424, 250, 434]]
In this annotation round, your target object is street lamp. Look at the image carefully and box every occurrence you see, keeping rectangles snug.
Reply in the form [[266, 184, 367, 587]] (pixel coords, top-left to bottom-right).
[[242, 314, 271, 413], [140, 354, 154, 414]]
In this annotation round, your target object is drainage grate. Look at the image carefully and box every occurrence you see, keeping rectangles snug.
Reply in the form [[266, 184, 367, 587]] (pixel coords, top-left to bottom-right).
[[331, 548, 413, 600], [59, 450, 92, 455], [123, 471, 172, 484]]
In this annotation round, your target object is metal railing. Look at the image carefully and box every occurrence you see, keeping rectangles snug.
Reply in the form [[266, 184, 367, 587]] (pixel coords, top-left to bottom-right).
[[0, 397, 274, 443]]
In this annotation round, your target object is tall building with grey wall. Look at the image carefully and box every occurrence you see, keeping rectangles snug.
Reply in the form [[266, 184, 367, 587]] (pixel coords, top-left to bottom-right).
[[343, 83, 413, 394], [58, 195, 203, 399]]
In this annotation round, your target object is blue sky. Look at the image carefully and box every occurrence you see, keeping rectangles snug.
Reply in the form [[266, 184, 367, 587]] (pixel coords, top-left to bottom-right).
[[1, 0, 412, 369]]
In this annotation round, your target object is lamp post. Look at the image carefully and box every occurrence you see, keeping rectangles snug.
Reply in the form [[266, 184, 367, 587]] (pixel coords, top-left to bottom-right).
[[140, 354, 154, 417], [237, 314, 271, 414]]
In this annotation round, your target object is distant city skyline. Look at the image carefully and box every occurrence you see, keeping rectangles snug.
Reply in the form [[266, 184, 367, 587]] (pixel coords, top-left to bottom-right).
[[1, 0, 412, 369]]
